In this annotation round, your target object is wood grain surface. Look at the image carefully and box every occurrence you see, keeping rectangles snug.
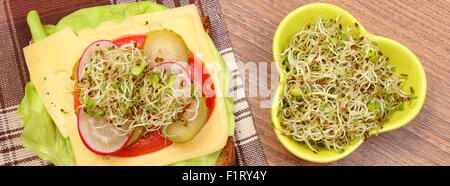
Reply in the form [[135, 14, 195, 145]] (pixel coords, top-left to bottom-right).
[[219, 0, 450, 165]]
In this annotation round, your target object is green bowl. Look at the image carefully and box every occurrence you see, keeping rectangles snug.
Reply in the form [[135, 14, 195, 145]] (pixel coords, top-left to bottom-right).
[[272, 3, 427, 163]]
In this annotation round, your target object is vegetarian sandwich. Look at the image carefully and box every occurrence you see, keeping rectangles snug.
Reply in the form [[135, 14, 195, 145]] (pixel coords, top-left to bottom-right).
[[20, 3, 235, 166]]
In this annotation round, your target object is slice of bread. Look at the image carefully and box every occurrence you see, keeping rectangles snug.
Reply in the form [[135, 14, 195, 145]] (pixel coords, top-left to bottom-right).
[[216, 136, 236, 166]]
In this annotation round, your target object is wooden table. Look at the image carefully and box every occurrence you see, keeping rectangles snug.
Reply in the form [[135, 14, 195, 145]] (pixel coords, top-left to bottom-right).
[[219, 0, 450, 165]]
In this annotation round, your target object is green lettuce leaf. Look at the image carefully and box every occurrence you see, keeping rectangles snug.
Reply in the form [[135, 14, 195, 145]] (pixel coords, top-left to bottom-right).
[[21, 1, 234, 166]]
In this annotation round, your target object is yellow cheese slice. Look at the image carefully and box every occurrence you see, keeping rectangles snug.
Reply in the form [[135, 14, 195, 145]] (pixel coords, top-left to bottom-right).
[[76, 5, 212, 64], [23, 5, 229, 165], [23, 28, 89, 137]]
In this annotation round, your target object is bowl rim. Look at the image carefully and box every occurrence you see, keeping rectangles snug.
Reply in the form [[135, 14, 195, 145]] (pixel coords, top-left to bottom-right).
[[271, 2, 427, 163]]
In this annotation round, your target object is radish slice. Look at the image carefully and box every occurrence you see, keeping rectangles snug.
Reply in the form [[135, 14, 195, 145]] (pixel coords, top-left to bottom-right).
[[151, 62, 194, 99], [78, 109, 129, 155], [78, 40, 117, 79]]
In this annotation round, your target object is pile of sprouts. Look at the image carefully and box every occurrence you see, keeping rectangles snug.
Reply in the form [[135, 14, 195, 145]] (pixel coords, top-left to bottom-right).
[[279, 17, 414, 153], [77, 42, 198, 136]]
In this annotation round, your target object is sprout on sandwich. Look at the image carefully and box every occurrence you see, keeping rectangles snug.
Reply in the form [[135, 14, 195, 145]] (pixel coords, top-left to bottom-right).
[[77, 41, 199, 138]]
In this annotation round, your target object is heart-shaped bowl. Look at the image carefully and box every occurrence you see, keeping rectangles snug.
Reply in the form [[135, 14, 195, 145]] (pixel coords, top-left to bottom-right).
[[272, 3, 427, 163]]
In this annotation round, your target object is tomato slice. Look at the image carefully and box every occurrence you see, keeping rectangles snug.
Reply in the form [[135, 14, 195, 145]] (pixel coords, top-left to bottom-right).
[[73, 88, 80, 110], [113, 35, 146, 49], [111, 131, 171, 157], [75, 35, 216, 157]]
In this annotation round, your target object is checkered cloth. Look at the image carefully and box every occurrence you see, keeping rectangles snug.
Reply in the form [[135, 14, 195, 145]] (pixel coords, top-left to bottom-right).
[[0, 0, 267, 166]]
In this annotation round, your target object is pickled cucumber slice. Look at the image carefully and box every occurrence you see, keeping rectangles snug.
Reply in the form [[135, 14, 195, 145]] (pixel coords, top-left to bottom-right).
[[166, 98, 209, 143], [125, 126, 145, 148], [144, 30, 189, 64]]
